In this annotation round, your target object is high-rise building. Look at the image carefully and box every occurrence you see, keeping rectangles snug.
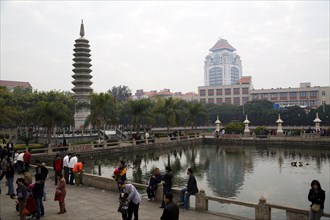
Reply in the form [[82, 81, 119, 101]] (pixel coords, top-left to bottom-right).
[[204, 38, 242, 86], [71, 20, 93, 129]]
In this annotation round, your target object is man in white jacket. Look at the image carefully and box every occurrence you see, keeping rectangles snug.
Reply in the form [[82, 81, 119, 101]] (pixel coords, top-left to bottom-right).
[[68, 154, 77, 185], [62, 152, 71, 184]]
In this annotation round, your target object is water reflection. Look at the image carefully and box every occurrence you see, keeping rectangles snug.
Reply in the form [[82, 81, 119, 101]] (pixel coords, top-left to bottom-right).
[[83, 144, 330, 218]]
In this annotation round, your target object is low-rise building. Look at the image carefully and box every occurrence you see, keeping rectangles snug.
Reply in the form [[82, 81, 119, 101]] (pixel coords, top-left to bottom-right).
[[0, 80, 32, 92], [198, 80, 330, 108], [198, 76, 252, 105], [250, 82, 330, 108]]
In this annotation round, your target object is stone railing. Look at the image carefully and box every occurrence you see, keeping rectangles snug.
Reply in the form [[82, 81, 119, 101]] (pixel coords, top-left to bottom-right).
[[195, 191, 330, 220], [82, 173, 330, 220]]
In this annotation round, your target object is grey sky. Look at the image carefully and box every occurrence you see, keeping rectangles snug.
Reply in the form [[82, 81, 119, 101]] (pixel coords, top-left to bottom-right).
[[1, 1, 329, 94]]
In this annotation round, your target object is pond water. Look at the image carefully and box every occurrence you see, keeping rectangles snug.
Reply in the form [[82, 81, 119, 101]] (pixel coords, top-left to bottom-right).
[[83, 144, 330, 219]]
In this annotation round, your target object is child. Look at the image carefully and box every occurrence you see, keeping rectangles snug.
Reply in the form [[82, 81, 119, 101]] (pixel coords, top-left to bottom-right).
[[118, 193, 129, 220], [15, 177, 27, 220]]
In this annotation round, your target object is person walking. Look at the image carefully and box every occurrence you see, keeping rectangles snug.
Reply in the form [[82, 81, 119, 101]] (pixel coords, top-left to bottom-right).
[[53, 154, 62, 185], [16, 152, 25, 174], [35, 160, 48, 201], [33, 173, 45, 219], [5, 160, 15, 195], [147, 168, 162, 201], [160, 192, 179, 220], [16, 177, 28, 220], [160, 166, 173, 208], [178, 168, 199, 211], [308, 180, 325, 220], [23, 149, 32, 171], [55, 173, 67, 214], [120, 183, 142, 220]]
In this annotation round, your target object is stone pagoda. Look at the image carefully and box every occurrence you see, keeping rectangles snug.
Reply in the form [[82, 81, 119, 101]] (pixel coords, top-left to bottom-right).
[[71, 20, 93, 129]]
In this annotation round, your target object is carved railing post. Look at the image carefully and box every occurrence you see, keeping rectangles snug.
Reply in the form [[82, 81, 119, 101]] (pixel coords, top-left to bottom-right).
[[195, 189, 208, 211], [255, 196, 271, 220]]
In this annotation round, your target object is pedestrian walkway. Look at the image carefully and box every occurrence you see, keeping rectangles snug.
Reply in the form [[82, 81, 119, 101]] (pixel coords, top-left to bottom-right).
[[0, 177, 239, 220]]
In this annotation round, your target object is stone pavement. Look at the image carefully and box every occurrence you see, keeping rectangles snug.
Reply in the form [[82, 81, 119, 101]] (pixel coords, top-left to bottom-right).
[[0, 176, 237, 220]]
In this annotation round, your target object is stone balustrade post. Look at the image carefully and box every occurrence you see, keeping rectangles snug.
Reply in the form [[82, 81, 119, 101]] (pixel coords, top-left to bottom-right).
[[145, 138, 148, 144], [118, 140, 122, 147], [155, 183, 163, 202], [195, 189, 208, 211], [255, 196, 271, 220], [132, 138, 136, 146]]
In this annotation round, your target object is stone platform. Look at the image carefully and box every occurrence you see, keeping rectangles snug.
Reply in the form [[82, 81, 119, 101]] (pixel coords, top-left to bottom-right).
[[0, 176, 237, 220]]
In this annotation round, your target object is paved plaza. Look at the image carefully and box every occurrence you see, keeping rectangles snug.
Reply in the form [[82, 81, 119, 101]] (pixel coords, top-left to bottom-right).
[[0, 176, 239, 220]]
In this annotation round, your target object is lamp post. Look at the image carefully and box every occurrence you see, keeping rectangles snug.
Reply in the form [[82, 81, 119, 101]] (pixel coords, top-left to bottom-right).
[[243, 114, 250, 137], [313, 112, 322, 132], [276, 114, 284, 136]]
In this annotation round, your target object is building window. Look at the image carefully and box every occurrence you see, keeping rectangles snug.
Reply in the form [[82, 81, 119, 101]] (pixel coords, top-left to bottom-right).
[[242, 97, 249, 103], [322, 91, 326, 96], [225, 88, 231, 95], [233, 88, 240, 95], [200, 90, 206, 96], [225, 97, 231, 104], [208, 98, 214, 104], [310, 91, 318, 97], [280, 92, 287, 97], [300, 91, 307, 97], [208, 89, 214, 96], [270, 93, 277, 98], [289, 92, 297, 97], [230, 67, 240, 84], [216, 98, 223, 104], [242, 88, 249, 95], [252, 94, 259, 99], [300, 100, 308, 106], [216, 89, 222, 96], [209, 67, 222, 86], [200, 98, 206, 104], [310, 100, 318, 106], [234, 97, 240, 105], [261, 93, 268, 99]]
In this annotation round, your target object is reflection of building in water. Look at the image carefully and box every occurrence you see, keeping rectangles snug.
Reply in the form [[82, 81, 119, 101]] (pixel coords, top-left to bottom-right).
[[204, 147, 254, 197]]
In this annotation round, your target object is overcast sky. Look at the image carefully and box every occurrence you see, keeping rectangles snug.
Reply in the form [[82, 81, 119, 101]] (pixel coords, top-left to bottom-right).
[[1, 1, 329, 94]]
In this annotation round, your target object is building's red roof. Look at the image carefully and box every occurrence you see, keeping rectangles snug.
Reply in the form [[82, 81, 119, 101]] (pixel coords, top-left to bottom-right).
[[238, 76, 252, 84], [210, 38, 236, 52], [0, 80, 32, 89]]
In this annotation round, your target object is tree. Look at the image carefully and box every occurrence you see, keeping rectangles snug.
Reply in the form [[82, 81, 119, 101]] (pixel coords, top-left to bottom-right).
[[84, 93, 118, 138], [224, 122, 244, 134], [185, 101, 207, 130], [108, 85, 132, 102], [153, 97, 181, 135], [33, 100, 71, 144], [126, 99, 153, 133]]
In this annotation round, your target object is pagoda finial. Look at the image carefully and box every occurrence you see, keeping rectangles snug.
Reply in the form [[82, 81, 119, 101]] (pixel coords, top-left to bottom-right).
[[80, 19, 85, 37]]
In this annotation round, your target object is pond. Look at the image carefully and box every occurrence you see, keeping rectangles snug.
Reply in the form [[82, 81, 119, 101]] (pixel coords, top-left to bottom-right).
[[82, 144, 330, 219]]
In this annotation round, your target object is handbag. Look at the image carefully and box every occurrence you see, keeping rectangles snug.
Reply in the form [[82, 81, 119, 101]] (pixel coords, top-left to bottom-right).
[[311, 203, 321, 212], [54, 190, 62, 201]]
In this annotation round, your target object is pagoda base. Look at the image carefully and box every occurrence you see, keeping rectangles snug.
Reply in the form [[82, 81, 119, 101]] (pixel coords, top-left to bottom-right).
[[74, 111, 90, 129]]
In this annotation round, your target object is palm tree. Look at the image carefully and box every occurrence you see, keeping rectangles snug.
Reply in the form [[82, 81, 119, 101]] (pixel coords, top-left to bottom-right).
[[33, 100, 71, 144], [126, 99, 153, 133], [153, 97, 181, 135], [84, 92, 118, 139], [185, 101, 207, 131]]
